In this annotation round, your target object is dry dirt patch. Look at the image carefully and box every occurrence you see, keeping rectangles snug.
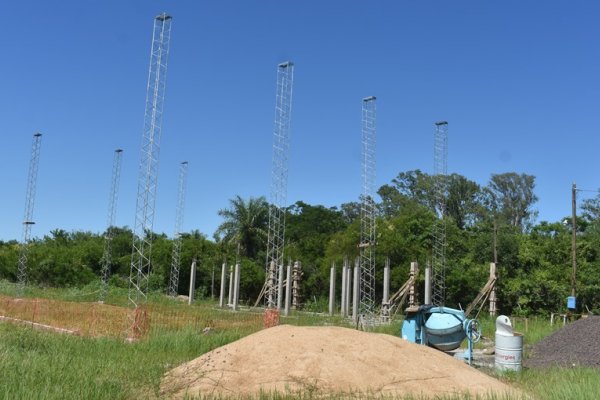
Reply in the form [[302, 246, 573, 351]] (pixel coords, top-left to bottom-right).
[[161, 324, 518, 399]]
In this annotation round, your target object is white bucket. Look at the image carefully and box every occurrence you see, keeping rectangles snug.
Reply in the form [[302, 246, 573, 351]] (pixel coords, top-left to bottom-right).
[[495, 332, 523, 371]]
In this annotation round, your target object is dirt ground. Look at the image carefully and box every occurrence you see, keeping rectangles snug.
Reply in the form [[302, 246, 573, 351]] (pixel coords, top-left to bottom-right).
[[0, 295, 262, 337], [160, 324, 519, 399]]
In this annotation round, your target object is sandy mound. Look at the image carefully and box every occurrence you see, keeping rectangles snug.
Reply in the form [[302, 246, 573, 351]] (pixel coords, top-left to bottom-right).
[[160, 325, 517, 399]]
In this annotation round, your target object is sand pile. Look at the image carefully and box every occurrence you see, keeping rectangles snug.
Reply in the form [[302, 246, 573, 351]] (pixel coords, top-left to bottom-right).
[[525, 316, 600, 368], [160, 325, 517, 399]]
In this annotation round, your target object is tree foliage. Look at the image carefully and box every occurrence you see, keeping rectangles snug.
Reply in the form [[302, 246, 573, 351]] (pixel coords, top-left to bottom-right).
[[0, 170, 598, 316]]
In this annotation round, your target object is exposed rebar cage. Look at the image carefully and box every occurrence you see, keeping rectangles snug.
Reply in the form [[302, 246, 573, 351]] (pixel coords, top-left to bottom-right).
[[168, 161, 189, 297], [128, 13, 173, 327], [265, 61, 294, 309], [99, 149, 123, 302], [359, 96, 377, 322], [16, 133, 43, 297], [432, 121, 448, 307]]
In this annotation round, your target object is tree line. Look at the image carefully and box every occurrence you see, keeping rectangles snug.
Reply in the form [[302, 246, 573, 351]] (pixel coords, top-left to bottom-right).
[[1, 170, 599, 316]]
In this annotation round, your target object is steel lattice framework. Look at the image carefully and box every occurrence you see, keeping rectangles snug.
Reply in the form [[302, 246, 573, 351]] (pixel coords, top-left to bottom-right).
[[99, 149, 123, 302], [432, 121, 448, 307], [168, 161, 189, 297], [359, 96, 377, 321], [265, 61, 294, 308], [128, 13, 173, 322], [16, 133, 42, 297]]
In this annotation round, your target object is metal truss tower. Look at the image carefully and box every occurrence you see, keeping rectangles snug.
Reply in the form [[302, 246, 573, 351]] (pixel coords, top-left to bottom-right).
[[99, 149, 123, 302], [359, 96, 377, 322], [265, 61, 294, 309], [168, 161, 189, 297], [432, 121, 448, 307], [128, 13, 173, 324], [16, 133, 42, 297]]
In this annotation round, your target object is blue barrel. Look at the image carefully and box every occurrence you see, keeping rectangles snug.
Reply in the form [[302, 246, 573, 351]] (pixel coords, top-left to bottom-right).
[[567, 296, 576, 310]]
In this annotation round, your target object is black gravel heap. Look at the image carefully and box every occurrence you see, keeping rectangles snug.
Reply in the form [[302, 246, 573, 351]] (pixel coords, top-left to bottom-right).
[[525, 316, 600, 368]]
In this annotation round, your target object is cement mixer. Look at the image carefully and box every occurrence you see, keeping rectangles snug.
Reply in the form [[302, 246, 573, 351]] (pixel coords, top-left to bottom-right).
[[401, 305, 480, 353], [399, 260, 483, 363]]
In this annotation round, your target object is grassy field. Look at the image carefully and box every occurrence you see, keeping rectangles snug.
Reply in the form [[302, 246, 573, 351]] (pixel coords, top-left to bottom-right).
[[0, 283, 598, 399]]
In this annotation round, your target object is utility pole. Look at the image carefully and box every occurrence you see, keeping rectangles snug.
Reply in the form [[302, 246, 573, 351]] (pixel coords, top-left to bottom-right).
[[265, 61, 294, 309], [99, 149, 123, 303], [492, 219, 498, 265], [571, 182, 577, 298], [128, 13, 173, 337], [359, 95, 377, 325], [16, 133, 43, 297], [168, 161, 189, 297], [432, 121, 448, 307]]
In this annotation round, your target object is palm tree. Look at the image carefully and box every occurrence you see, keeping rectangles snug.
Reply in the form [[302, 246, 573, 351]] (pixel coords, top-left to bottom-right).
[[215, 195, 269, 259]]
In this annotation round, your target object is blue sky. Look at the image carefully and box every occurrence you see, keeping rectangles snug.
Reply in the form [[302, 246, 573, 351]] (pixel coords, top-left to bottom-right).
[[1, 1, 599, 241]]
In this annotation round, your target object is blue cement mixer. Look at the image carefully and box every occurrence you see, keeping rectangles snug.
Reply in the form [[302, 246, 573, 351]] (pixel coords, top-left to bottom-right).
[[401, 305, 481, 362]]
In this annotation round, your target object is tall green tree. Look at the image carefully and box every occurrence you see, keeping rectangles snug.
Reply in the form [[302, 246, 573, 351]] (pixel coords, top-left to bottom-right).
[[215, 195, 269, 259], [484, 172, 538, 230]]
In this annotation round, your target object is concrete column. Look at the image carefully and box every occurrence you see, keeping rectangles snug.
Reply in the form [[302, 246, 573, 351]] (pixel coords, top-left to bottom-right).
[[352, 259, 359, 323], [341, 263, 347, 317], [232, 263, 240, 311], [346, 266, 352, 316], [489, 262, 497, 316], [409, 261, 418, 307], [219, 262, 226, 308], [292, 261, 301, 309], [284, 263, 292, 316], [267, 261, 275, 307], [188, 259, 197, 305], [228, 266, 234, 306], [277, 264, 284, 310], [382, 260, 390, 305], [424, 263, 432, 305], [329, 263, 336, 315]]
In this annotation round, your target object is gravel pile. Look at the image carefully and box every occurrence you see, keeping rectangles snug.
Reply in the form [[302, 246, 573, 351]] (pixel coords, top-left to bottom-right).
[[525, 316, 600, 368]]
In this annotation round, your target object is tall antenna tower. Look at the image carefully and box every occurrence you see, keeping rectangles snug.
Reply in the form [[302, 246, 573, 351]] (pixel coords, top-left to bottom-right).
[[99, 148, 123, 302], [432, 121, 448, 306], [265, 61, 294, 308], [128, 13, 173, 323], [168, 161, 189, 297], [359, 96, 377, 322], [16, 133, 42, 297]]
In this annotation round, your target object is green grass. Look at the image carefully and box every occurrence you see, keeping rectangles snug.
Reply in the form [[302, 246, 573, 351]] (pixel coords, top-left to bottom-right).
[[1, 282, 599, 400], [0, 322, 252, 400]]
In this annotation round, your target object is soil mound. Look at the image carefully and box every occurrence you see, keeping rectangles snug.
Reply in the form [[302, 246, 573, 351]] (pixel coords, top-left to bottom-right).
[[160, 325, 517, 399], [525, 316, 600, 368]]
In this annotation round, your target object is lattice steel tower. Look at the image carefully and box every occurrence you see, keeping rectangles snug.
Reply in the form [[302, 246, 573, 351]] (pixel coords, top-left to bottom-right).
[[168, 161, 189, 297], [265, 61, 294, 308], [16, 133, 42, 297], [99, 149, 123, 302], [128, 13, 173, 319], [359, 96, 377, 321], [432, 121, 448, 306]]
